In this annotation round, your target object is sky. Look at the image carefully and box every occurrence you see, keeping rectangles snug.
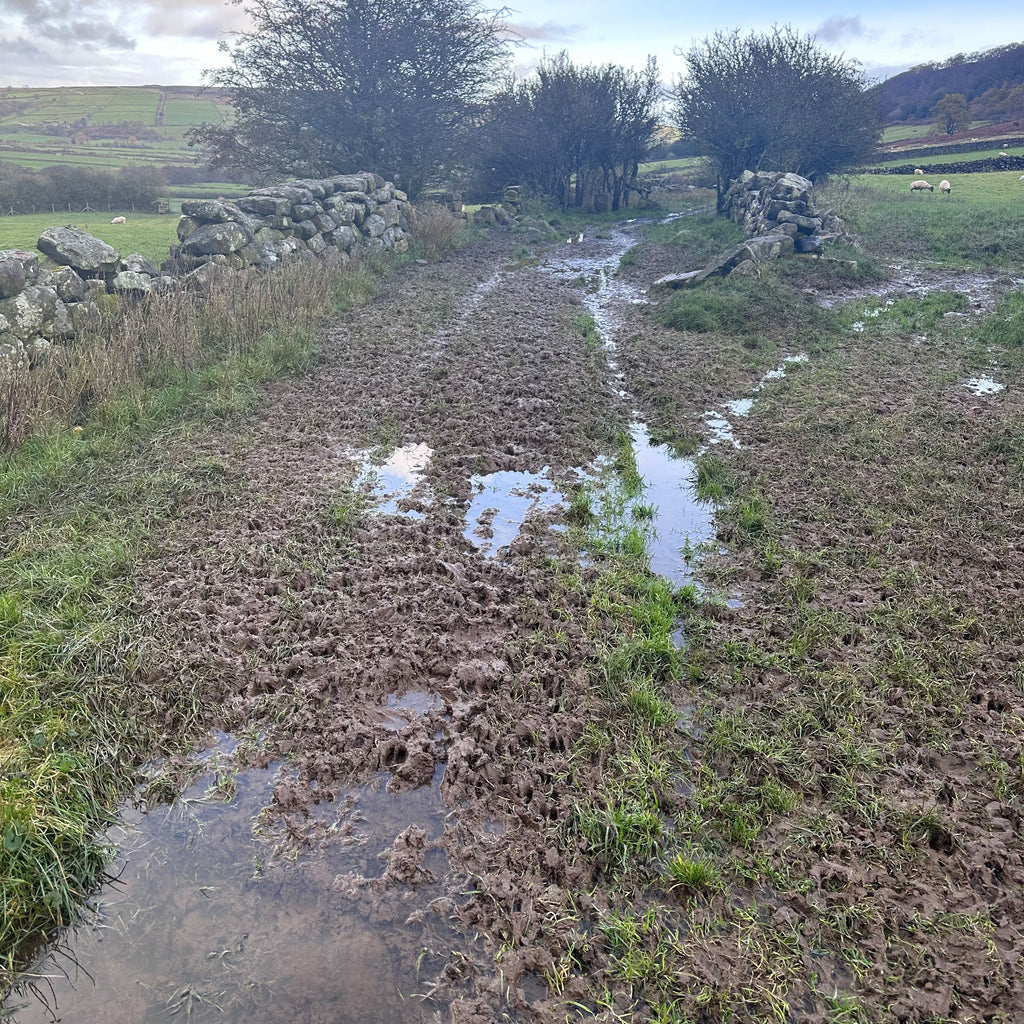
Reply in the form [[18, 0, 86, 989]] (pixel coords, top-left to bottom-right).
[[0, 0, 1018, 89]]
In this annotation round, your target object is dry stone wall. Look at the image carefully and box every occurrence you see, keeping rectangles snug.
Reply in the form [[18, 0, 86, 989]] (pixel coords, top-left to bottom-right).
[[653, 171, 845, 291], [0, 172, 415, 374]]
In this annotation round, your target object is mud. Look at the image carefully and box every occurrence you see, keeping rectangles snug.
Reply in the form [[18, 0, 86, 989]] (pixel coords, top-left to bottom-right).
[[10, 209, 1024, 1023]]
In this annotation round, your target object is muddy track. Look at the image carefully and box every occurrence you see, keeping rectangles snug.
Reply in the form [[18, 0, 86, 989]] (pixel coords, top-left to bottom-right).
[[12, 228, 655, 1024], [14, 217, 1024, 1024]]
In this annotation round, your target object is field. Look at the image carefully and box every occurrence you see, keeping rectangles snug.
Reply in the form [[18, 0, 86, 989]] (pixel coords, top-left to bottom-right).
[[0, 211, 181, 265], [0, 86, 233, 172], [2, 171, 1024, 1022]]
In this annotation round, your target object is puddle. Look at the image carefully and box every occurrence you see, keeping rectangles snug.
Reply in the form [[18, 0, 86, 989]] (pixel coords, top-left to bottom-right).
[[354, 442, 432, 517], [809, 266, 1023, 312], [7, 751, 452, 1024], [964, 376, 1005, 395], [628, 422, 715, 584], [702, 355, 811, 449], [464, 469, 564, 557], [382, 690, 444, 732]]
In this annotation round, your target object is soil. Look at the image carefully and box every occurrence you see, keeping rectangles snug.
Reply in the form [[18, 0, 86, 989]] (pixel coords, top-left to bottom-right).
[[13, 207, 1024, 1023]]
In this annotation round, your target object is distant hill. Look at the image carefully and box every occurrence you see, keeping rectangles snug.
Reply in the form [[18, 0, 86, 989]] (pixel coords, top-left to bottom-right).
[[0, 85, 233, 174], [871, 42, 1024, 124]]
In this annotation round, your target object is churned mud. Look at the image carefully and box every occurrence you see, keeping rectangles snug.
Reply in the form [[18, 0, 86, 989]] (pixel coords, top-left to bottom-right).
[[9, 205, 1024, 1023]]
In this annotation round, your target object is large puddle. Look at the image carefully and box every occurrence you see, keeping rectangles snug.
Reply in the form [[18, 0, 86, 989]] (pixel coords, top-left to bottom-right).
[[7, 742, 454, 1024]]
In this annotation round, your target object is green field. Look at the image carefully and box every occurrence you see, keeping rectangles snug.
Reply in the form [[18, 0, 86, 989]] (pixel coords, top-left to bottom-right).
[[870, 142, 1024, 169], [825, 169, 1024, 266], [0, 86, 233, 173], [0, 211, 179, 266]]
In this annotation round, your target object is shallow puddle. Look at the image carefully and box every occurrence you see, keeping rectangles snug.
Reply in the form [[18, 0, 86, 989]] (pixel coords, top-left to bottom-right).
[[629, 423, 715, 584], [464, 468, 564, 557], [353, 442, 432, 517], [964, 376, 1005, 395], [7, 748, 452, 1024]]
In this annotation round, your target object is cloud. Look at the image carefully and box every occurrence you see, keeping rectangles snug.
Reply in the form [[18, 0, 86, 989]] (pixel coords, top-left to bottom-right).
[[814, 16, 870, 44], [503, 20, 581, 43], [142, 1, 251, 39], [2, 0, 136, 50]]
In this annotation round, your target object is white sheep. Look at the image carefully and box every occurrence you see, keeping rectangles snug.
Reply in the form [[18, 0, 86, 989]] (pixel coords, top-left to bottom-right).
[[998, 151, 1009, 157], [938, 180, 952, 193], [1019, 174, 1024, 181], [914, 168, 924, 175], [110, 216, 127, 224], [909, 179, 934, 192]]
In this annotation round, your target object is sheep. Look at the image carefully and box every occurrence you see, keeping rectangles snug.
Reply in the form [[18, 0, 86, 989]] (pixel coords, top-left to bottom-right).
[[1019, 174, 1024, 181], [909, 179, 934, 192], [939, 180, 952, 194], [914, 168, 924, 175], [110, 216, 127, 224], [998, 151, 1009, 157]]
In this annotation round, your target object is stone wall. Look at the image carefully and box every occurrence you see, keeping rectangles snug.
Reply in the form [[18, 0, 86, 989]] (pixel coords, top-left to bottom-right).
[[0, 172, 416, 374], [653, 171, 845, 290], [722, 170, 844, 251]]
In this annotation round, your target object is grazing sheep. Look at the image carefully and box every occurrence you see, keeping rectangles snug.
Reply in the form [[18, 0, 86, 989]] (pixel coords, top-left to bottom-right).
[[909, 179, 934, 192], [110, 216, 127, 224], [939, 180, 952, 193], [998, 151, 1009, 157], [1019, 174, 1024, 181], [914, 168, 924, 175]]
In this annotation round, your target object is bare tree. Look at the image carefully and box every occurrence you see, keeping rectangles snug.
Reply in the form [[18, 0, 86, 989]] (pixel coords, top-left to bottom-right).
[[671, 27, 881, 209], [481, 53, 660, 210], [187, 0, 513, 198]]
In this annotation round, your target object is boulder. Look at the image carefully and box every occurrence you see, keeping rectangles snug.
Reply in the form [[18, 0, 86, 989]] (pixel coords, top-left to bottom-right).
[[0, 258, 26, 299], [0, 248, 39, 285], [652, 270, 705, 289], [122, 253, 159, 277], [112, 271, 153, 295], [37, 227, 120, 275], [179, 199, 245, 223], [49, 266, 85, 303], [0, 286, 59, 339], [364, 213, 387, 238], [180, 221, 252, 256], [237, 195, 292, 219], [378, 201, 402, 229], [743, 234, 795, 260]]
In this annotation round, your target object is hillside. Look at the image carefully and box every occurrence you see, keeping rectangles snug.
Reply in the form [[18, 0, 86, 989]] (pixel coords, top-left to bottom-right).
[[0, 85, 233, 174], [872, 42, 1024, 123]]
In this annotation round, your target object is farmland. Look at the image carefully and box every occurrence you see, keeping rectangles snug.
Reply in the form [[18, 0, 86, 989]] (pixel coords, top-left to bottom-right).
[[0, 86, 232, 173]]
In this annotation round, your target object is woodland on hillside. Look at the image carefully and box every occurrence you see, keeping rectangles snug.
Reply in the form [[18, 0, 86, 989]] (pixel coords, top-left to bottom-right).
[[872, 42, 1024, 123]]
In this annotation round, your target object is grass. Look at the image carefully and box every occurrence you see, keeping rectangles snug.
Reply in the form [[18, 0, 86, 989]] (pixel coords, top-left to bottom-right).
[[0, 211, 178, 266], [655, 274, 839, 338], [819, 173, 1024, 266]]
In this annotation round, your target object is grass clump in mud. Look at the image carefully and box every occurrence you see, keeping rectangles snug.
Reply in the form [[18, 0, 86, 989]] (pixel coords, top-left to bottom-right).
[[638, 210, 743, 269], [0, 252, 401, 992], [655, 275, 838, 340]]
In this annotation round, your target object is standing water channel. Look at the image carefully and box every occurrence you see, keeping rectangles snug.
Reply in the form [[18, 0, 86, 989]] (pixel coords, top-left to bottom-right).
[[6, 222, 720, 1024]]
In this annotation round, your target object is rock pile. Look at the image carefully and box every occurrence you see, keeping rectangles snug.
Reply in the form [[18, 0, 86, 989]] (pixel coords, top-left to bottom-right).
[[653, 171, 844, 290], [173, 172, 413, 274], [0, 172, 416, 374]]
